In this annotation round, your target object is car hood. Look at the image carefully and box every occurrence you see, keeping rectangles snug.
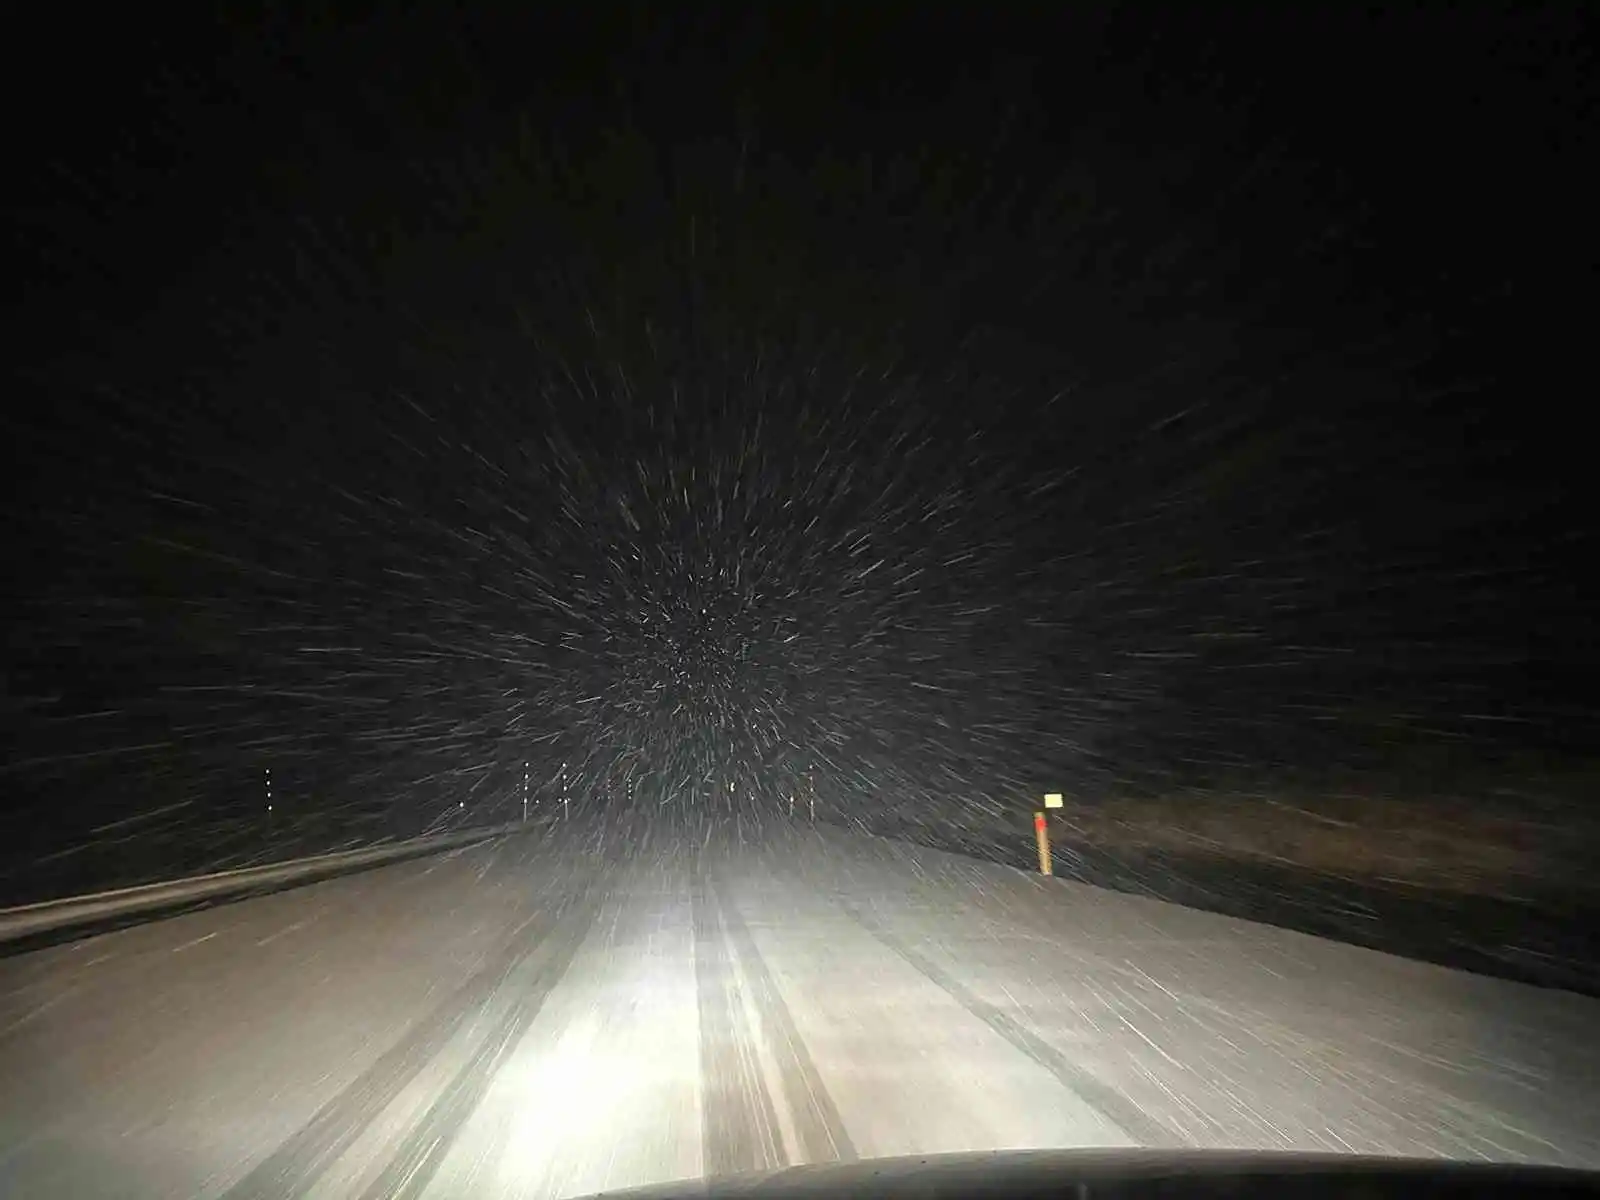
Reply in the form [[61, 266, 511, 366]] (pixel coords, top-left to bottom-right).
[[579, 1148, 1600, 1200]]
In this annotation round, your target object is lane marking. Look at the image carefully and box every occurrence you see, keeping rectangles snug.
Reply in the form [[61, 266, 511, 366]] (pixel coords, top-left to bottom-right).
[[172, 931, 219, 953]]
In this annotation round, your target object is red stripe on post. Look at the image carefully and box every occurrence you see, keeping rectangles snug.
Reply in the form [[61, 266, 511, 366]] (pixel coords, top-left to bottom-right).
[[1035, 813, 1046, 831]]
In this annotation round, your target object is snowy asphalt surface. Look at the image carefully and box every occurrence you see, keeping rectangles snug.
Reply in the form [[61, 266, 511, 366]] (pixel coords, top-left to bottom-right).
[[2, 824, 1597, 1198]]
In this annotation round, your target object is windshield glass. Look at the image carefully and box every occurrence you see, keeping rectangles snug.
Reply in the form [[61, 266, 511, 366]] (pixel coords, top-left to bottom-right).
[[4, 6, 1597, 1197]]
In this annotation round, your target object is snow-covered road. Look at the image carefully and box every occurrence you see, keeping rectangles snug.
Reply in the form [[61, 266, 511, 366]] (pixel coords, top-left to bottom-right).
[[2, 824, 1596, 1198]]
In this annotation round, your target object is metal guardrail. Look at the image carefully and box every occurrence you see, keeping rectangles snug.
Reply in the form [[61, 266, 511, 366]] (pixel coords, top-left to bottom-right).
[[0, 823, 521, 946]]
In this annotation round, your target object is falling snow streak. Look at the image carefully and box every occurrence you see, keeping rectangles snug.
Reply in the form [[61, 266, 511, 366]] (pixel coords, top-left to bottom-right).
[[5, 6, 1597, 925]]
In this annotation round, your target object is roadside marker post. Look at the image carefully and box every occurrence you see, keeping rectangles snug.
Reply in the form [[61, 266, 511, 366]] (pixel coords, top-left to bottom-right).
[[1037, 792, 1063, 875]]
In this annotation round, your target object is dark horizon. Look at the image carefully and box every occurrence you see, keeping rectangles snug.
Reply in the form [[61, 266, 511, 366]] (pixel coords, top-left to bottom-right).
[[5, 5, 1597, 914]]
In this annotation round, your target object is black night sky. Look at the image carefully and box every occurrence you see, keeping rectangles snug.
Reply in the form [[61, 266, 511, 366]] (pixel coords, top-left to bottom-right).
[[4, 5, 1597, 966]]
